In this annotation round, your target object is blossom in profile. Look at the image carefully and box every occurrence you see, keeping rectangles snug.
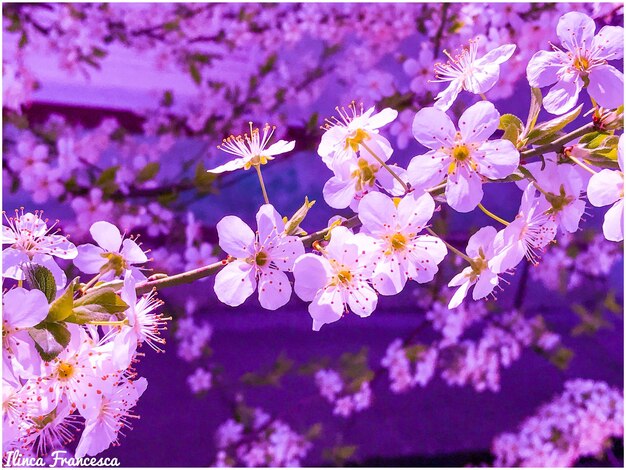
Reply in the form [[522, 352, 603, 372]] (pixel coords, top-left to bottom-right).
[[318, 102, 397, 171], [448, 226, 502, 308], [433, 40, 517, 111], [208, 123, 295, 174], [213, 204, 304, 310], [407, 101, 520, 212], [357, 191, 447, 295], [527, 12, 624, 114], [293, 226, 377, 331], [73, 221, 148, 280], [491, 185, 557, 272], [587, 134, 624, 241]]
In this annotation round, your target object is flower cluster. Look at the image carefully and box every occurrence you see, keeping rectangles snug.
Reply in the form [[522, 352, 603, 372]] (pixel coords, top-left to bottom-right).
[[314, 369, 373, 418], [492, 379, 624, 466], [2, 213, 168, 459], [214, 406, 312, 467]]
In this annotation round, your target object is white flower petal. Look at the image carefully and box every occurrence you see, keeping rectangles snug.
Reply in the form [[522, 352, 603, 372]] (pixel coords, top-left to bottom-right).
[[406, 151, 448, 189], [213, 260, 256, 307], [265, 139, 295, 156], [592, 25, 625, 61], [293, 254, 331, 301], [4, 287, 49, 329], [477, 139, 520, 179], [207, 158, 246, 174], [526, 50, 567, 87], [587, 64, 624, 110], [258, 269, 291, 310], [347, 281, 377, 317], [556, 12, 596, 51], [459, 101, 499, 144], [412, 107, 456, 149], [323, 176, 357, 209], [434, 80, 463, 112], [309, 286, 344, 331], [73, 244, 106, 274], [587, 169, 623, 207], [543, 76, 582, 114], [603, 200, 624, 242], [216, 216, 255, 258], [446, 169, 484, 212], [90, 221, 123, 253], [464, 63, 500, 94], [357, 192, 396, 234], [120, 239, 148, 265]]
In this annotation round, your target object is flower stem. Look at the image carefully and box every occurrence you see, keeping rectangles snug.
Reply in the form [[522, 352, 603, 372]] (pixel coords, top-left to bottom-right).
[[360, 142, 409, 193], [477, 203, 510, 226], [568, 155, 597, 175], [254, 164, 270, 204], [80, 272, 103, 294], [479, 92, 488, 101], [521, 122, 596, 159], [426, 227, 473, 263]]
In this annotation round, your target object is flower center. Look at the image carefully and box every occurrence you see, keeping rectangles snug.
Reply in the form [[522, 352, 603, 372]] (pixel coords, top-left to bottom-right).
[[573, 55, 590, 73], [351, 158, 379, 191], [452, 145, 470, 161], [545, 185, 574, 214], [100, 252, 127, 276], [390, 232, 407, 251], [337, 270, 352, 284], [57, 362, 75, 380], [255, 250, 269, 267], [345, 128, 370, 152]]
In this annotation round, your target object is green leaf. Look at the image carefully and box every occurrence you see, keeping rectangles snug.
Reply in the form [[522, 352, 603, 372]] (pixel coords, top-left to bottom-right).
[[284, 197, 316, 236], [549, 347, 574, 370], [47, 279, 77, 322], [29, 323, 71, 361], [96, 166, 119, 196], [498, 114, 524, 146], [136, 162, 160, 183], [24, 264, 57, 303], [73, 287, 129, 314], [526, 104, 583, 144], [525, 87, 543, 133], [189, 62, 202, 85], [323, 445, 357, 466], [65, 305, 123, 325], [240, 352, 294, 387], [194, 162, 217, 194]]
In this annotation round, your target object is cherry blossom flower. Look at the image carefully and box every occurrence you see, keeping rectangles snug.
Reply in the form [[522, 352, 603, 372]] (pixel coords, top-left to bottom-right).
[[433, 40, 516, 111], [208, 123, 295, 174], [448, 226, 502, 308], [73, 221, 148, 280], [527, 12, 624, 114], [187, 367, 212, 394], [524, 156, 586, 233], [36, 326, 117, 419], [407, 101, 520, 212], [491, 185, 557, 272], [293, 226, 377, 331], [2, 210, 77, 287], [357, 191, 447, 295], [587, 135, 624, 241], [214, 204, 304, 310], [322, 157, 407, 210], [318, 102, 397, 172], [75, 378, 147, 458]]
